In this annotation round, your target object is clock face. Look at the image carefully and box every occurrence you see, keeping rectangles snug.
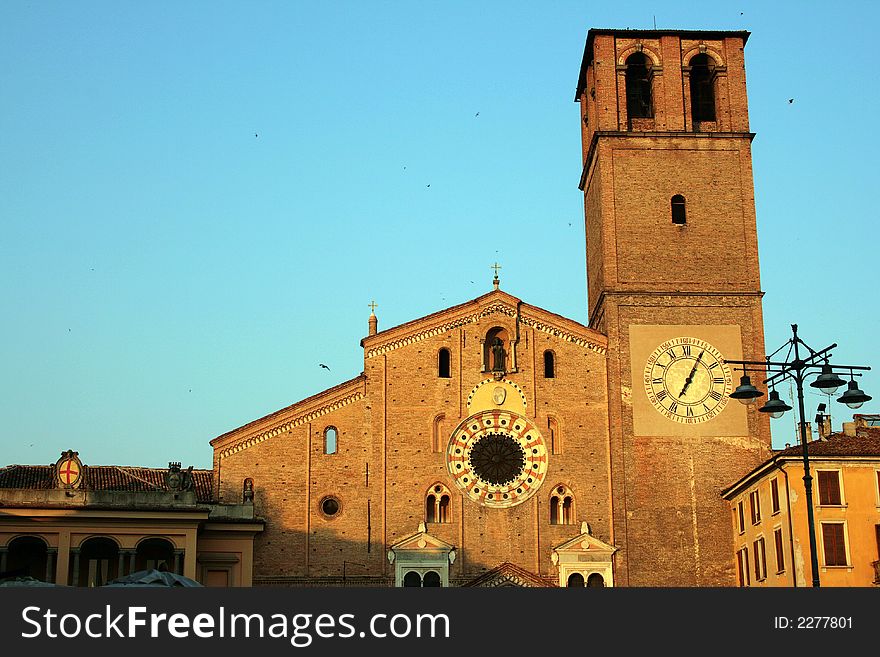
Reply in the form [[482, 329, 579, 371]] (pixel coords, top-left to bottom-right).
[[446, 409, 548, 508], [643, 336, 733, 424]]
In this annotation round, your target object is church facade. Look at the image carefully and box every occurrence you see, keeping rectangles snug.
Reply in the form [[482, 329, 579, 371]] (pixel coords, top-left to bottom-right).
[[1, 27, 776, 587], [210, 27, 774, 587]]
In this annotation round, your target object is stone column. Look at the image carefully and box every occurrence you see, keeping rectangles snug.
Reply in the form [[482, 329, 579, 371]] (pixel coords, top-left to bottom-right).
[[70, 549, 80, 587], [173, 550, 183, 575], [46, 549, 57, 583], [117, 552, 126, 578], [128, 551, 137, 574]]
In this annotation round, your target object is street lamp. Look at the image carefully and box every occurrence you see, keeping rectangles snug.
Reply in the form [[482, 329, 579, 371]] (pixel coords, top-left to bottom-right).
[[725, 324, 871, 588]]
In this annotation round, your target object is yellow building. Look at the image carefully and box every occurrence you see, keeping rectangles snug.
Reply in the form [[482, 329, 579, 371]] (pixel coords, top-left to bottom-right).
[[722, 425, 880, 586]]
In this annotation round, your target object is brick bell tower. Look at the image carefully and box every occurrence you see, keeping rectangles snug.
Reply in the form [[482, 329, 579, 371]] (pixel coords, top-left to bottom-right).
[[575, 29, 772, 586]]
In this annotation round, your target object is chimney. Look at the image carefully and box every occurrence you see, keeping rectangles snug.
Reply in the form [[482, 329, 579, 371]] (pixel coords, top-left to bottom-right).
[[797, 421, 813, 443], [842, 421, 857, 437]]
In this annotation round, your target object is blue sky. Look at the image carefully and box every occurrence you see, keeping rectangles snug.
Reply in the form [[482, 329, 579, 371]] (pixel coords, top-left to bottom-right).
[[1, 1, 877, 468]]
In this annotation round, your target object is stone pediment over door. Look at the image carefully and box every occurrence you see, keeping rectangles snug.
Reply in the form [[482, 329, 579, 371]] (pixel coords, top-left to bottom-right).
[[551, 522, 617, 587], [462, 562, 555, 588], [388, 523, 456, 587]]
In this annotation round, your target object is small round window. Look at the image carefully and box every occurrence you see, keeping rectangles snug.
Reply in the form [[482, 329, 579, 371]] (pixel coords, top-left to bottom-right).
[[321, 496, 341, 517]]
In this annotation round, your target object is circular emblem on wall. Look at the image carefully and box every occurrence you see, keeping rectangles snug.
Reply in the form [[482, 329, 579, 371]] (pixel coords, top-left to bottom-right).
[[446, 409, 548, 509], [643, 336, 733, 424], [492, 386, 506, 405], [54, 450, 83, 489]]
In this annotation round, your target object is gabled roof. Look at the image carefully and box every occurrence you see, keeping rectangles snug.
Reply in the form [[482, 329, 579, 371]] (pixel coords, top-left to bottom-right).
[[389, 524, 455, 553], [721, 427, 880, 499], [462, 562, 556, 588], [361, 288, 606, 358], [552, 523, 617, 554], [211, 375, 366, 456], [0, 464, 214, 504]]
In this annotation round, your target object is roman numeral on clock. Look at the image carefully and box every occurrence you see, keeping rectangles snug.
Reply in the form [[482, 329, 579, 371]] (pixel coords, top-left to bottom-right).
[[669, 401, 678, 414], [686, 406, 694, 417], [709, 391, 722, 401], [713, 377, 725, 384], [682, 344, 691, 356], [652, 378, 663, 385], [656, 390, 667, 401]]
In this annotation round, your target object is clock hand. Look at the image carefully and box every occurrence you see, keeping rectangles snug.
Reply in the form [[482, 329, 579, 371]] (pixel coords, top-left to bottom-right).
[[678, 350, 705, 397]]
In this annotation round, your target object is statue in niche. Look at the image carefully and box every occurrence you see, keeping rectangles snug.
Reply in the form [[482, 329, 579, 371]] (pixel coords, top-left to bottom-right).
[[243, 478, 254, 503], [491, 338, 506, 373]]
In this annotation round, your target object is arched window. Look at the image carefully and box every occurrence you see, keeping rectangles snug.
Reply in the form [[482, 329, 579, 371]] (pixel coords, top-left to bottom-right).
[[403, 571, 422, 587], [548, 416, 560, 455], [426, 484, 452, 523], [423, 571, 442, 587], [587, 573, 606, 587], [567, 572, 585, 587], [671, 195, 686, 225], [438, 348, 451, 378], [324, 426, 338, 455], [544, 350, 555, 378], [549, 485, 575, 525], [690, 54, 716, 122], [625, 52, 653, 120]]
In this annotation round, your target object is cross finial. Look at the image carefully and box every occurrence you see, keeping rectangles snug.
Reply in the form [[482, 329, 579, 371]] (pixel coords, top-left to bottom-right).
[[491, 262, 501, 290], [368, 300, 378, 314]]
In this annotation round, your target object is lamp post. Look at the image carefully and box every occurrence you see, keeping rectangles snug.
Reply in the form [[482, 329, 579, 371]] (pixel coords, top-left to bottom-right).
[[725, 324, 871, 588]]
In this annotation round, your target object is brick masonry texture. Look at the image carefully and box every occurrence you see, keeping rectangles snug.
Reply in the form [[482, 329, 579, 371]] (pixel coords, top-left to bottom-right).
[[213, 29, 773, 587]]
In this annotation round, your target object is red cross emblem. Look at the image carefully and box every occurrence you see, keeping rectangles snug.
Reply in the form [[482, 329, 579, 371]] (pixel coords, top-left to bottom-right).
[[58, 458, 80, 485]]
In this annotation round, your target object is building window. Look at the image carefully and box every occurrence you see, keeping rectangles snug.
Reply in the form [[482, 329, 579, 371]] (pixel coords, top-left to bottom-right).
[[736, 547, 750, 587], [625, 52, 653, 119], [543, 350, 555, 378], [689, 53, 716, 122], [567, 572, 585, 587], [821, 523, 848, 566], [402, 570, 441, 587], [749, 490, 761, 525], [438, 348, 451, 378], [671, 195, 686, 225], [587, 573, 605, 587], [550, 485, 575, 525], [484, 327, 509, 373], [320, 496, 341, 518], [737, 500, 745, 534], [817, 470, 842, 505], [753, 537, 767, 581], [548, 416, 561, 455], [324, 426, 338, 455], [770, 477, 780, 514], [426, 484, 451, 523], [774, 528, 785, 574]]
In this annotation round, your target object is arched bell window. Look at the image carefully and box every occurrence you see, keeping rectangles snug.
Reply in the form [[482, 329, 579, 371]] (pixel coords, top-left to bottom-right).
[[567, 572, 585, 587], [689, 53, 717, 122], [625, 52, 654, 120]]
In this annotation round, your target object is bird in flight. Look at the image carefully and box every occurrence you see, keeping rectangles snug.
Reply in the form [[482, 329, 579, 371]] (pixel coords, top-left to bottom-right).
[[255, 132, 259, 138], [475, 112, 480, 117], [426, 184, 431, 187], [319, 363, 330, 371], [788, 98, 794, 103]]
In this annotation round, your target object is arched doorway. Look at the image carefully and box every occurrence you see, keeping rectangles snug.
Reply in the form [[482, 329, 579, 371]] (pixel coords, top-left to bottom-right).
[[135, 538, 176, 573], [567, 572, 585, 587], [4, 536, 50, 581], [587, 573, 605, 587], [75, 537, 120, 587], [403, 571, 422, 587]]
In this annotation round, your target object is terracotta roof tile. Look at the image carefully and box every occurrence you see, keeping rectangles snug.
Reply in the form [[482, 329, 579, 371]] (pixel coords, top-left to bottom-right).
[[0, 465, 214, 503], [774, 427, 880, 458]]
